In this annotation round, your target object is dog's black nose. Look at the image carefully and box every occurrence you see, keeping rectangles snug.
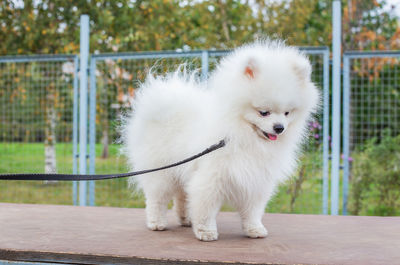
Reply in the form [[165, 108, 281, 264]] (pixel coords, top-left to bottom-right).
[[273, 124, 284, 134]]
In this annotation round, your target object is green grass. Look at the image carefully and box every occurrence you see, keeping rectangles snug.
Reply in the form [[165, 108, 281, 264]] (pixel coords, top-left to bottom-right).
[[0, 143, 324, 214]]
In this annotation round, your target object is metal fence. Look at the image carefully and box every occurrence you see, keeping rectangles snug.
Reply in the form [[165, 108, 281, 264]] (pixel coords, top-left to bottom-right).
[[0, 54, 79, 205], [0, 48, 330, 214], [342, 51, 400, 214]]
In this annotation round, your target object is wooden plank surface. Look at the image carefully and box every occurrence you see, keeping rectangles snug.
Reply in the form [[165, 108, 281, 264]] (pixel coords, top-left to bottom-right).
[[0, 203, 399, 265]]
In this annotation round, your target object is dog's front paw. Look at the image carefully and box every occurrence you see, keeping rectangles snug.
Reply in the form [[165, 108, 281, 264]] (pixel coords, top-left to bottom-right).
[[193, 227, 218, 241], [244, 225, 268, 238], [147, 220, 167, 231]]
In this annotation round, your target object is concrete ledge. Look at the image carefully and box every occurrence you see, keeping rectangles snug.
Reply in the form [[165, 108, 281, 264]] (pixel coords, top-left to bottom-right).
[[0, 203, 399, 265]]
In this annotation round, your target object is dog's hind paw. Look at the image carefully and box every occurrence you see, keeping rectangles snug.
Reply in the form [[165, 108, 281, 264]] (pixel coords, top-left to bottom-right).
[[244, 225, 268, 238], [194, 228, 218, 241], [178, 217, 192, 227]]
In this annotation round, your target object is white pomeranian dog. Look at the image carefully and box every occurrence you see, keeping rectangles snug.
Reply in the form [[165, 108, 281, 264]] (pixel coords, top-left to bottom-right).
[[122, 40, 319, 241]]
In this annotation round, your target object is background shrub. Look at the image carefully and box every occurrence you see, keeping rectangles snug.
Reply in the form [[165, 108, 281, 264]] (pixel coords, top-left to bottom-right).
[[350, 132, 400, 216]]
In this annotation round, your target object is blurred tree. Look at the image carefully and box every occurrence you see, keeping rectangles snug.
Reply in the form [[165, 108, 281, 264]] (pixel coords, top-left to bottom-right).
[[0, 0, 256, 54], [253, 0, 332, 46], [343, 0, 399, 51], [1, 0, 399, 54]]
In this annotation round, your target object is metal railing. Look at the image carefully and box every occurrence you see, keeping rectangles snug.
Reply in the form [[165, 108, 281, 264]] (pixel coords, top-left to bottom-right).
[[0, 54, 79, 205], [342, 50, 400, 214]]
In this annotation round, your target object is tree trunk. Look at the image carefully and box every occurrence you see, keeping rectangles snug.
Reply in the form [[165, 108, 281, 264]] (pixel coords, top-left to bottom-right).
[[44, 92, 57, 184], [100, 82, 110, 159], [288, 165, 306, 212], [218, 0, 231, 42], [101, 128, 109, 159]]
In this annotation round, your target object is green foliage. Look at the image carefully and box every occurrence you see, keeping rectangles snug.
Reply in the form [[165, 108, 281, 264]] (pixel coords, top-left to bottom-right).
[[350, 132, 400, 216], [253, 0, 332, 46], [278, 149, 323, 214], [342, 0, 399, 50], [2, 0, 398, 56], [0, 0, 261, 55]]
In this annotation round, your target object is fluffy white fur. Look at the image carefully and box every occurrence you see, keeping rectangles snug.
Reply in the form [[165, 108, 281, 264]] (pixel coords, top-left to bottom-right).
[[121, 40, 319, 241]]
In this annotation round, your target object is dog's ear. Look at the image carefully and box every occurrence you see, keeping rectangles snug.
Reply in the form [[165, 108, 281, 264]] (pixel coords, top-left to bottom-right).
[[292, 56, 312, 84], [244, 59, 257, 80]]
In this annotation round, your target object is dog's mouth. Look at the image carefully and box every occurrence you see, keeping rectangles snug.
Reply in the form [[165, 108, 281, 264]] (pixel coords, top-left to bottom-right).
[[252, 124, 278, 141], [262, 131, 278, 141]]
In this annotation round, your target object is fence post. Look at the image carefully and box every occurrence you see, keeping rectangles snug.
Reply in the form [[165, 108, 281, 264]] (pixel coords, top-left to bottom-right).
[[342, 55, 350, 215], [201, 50, 209, 81], [72, 55, 79, 206], [331, 0, 342, 215], [322, 48, 330, 215], [79, 14, 90, 206], [88, 57, 97, 206]]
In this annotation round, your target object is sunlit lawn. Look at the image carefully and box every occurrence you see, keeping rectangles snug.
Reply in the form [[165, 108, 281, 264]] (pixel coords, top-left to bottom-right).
[[0, 143, 325, 214]]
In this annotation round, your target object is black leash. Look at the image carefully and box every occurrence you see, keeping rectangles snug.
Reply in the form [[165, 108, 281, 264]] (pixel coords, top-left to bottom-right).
[[0, 139, 226, 181]]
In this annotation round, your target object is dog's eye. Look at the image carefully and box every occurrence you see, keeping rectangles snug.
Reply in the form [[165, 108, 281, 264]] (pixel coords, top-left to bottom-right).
[[285, 112, 289, 116], [259, 110, 270, 117]]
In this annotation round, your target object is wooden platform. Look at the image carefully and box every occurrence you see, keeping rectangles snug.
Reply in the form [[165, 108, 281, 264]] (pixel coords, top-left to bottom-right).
[[0, 203, 399, 265]]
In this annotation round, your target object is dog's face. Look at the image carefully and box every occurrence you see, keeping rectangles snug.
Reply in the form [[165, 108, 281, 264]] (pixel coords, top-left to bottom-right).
[[238, 50, 319, 142]]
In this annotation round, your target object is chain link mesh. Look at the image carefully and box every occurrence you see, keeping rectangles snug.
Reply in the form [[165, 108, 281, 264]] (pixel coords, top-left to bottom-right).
[[348, 57, 400, 148], [0, 56, 77, 204]]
